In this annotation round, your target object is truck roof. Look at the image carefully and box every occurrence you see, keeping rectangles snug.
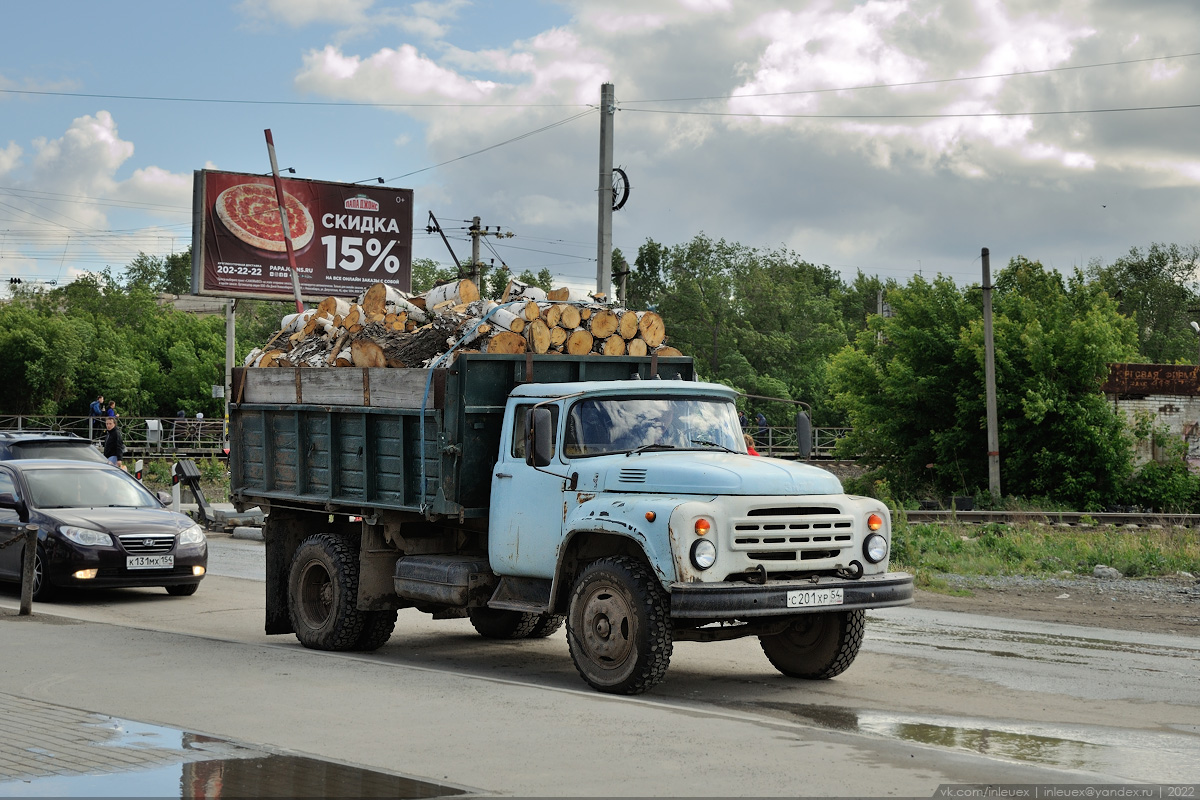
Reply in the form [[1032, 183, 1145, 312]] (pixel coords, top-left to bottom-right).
[[508, 379, 738, 401]]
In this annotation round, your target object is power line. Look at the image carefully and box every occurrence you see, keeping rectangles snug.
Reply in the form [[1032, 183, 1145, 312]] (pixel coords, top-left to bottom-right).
[[623, 102, 1200, 120], [384, 109, 596, 182], [0, 87, 588, 109], [622, 50, 1200, 104]]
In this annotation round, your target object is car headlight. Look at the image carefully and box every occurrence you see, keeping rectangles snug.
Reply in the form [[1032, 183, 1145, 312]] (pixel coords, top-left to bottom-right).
[[863, 532, 888, 563], [60, 526, 113, 547], [690, 538, 717, 570], [178, 524, 206, 546]]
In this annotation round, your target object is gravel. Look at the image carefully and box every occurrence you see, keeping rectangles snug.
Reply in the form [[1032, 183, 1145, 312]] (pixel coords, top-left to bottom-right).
[[938, 572, 1200, 605]]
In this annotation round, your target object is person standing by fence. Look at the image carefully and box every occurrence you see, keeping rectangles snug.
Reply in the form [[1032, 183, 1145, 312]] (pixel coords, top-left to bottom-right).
[[103, 416, 125, 469], [89, 395, 104, 439]]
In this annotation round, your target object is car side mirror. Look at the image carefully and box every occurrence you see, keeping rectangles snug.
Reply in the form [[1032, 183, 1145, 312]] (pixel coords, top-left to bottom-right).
[[155, 491, 172, 506], [526, 408, 554, 468], [0, 492, 29, 523]]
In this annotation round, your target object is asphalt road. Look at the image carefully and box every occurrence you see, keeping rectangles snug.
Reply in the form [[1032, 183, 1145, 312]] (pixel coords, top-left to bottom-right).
[[0, 534, 1197, 796]]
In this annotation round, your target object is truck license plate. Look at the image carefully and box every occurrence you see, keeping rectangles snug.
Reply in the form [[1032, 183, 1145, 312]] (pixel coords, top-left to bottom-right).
[[127, 555, 174, 570], [786, 588, 844, 608]]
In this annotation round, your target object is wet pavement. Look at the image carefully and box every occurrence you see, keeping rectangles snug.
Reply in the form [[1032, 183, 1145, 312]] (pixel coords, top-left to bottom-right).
[[0, 693, 469, 798]]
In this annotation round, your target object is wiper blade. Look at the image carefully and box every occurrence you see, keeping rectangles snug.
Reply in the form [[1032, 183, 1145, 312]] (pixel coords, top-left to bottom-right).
[[627, 443, 679, 456], [690, 438, 736, 453]]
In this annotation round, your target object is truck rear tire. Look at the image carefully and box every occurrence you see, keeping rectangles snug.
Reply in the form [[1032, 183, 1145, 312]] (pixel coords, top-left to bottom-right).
[[288, 533, 366, 651], [759, 609, 865, 679], [353, 609, 398, 651], [528, 613, 564, 638], [566, 556, 672, 695], [468, 607, 540, 639]]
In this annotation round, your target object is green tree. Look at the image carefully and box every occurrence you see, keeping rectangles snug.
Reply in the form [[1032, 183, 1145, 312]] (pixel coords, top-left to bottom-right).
[[1087, 243, 1200, 363]]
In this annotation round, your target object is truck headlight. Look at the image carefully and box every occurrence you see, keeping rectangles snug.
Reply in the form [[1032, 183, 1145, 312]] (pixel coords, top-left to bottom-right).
[[691, 538, 717, 570], [863, 533, 888, 563]]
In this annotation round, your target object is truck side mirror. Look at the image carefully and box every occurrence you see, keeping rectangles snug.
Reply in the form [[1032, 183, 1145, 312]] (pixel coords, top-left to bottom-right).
[[796, 411, 812, 460], [526, 408, 554, 468], [0, 492, 29, 523]]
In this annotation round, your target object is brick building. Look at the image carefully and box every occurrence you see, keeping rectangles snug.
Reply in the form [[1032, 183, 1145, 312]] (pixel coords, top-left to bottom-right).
[[1102, 363, 1200, 470]]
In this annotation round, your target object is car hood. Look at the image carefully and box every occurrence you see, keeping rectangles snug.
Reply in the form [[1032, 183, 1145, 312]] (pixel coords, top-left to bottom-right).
[[594, 451, 842, 496], [42, 507, 196, 536]]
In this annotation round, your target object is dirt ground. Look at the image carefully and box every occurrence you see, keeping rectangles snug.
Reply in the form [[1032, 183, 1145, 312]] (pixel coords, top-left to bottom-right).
[[914, 576, 1200, 637]]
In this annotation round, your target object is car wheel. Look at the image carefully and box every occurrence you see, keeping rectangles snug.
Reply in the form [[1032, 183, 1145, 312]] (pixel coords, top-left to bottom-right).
[[165, 583, 200, 597], [566, 556, 672, 695], [287, 533, 366, 651], [758, 609, 865, 679], [32, 544, 55, 602]]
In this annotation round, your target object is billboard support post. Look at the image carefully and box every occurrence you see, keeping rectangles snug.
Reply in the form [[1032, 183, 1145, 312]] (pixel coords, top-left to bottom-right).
[[264, 129, 305, 313]]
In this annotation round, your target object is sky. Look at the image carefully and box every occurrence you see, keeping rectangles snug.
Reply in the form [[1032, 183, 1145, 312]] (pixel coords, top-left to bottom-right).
[[3, 0, 1200, 298]]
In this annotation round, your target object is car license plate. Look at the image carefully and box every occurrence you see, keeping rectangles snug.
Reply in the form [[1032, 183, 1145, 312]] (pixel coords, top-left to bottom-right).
[[786, 588, 844, 608], [127, 555, 174, 570]]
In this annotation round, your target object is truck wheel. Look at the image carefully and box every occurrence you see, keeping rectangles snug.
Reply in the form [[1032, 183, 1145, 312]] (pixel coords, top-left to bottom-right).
[[527, 613, 565, 639], [759, 609, 865, 679], [566, 556, 672, 695], [353, 610, 398, 651], [468, 607, 540, 639], [288, 534, 366, 651]]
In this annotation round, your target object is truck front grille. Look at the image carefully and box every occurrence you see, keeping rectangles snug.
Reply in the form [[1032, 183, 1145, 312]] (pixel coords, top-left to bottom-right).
[[730, 505, 854, 558]]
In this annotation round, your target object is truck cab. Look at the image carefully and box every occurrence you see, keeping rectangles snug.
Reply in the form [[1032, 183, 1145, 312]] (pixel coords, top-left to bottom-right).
[[483, 379, 912, 693]]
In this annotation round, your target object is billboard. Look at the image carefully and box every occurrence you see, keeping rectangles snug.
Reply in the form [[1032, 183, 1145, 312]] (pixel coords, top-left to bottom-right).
[[191, 169, 413, 300]]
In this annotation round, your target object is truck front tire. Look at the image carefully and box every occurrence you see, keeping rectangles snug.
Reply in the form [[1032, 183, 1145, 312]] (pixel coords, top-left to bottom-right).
[[288, 533, 367, 651], [566, 556, 672, 695], [758, 609, 865, 679]]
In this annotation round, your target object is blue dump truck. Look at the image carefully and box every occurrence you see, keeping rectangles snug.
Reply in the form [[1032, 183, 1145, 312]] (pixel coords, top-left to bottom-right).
[[230, 353, 912, 694]]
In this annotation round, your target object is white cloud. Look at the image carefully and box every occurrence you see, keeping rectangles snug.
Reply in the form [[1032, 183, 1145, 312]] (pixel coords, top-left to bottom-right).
[[237, 0, 375, 27], [0, 141, 21, 175]]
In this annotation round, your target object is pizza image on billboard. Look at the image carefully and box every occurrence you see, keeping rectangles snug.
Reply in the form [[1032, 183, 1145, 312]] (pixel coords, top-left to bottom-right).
[[214, 183, 314, 253]]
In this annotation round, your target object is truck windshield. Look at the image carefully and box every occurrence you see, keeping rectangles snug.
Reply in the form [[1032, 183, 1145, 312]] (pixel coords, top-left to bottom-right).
[[564, 397, 743, 457]]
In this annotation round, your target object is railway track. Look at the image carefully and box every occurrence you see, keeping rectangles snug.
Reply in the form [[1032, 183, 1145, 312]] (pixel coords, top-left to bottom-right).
[[901, 509, 1200, 528]]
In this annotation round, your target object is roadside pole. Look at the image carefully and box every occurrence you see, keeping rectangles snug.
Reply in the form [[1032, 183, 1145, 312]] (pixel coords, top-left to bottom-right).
[[19, 526, 36, 615], [596, 82, 614, 298], [982, 247, 1001, 498]]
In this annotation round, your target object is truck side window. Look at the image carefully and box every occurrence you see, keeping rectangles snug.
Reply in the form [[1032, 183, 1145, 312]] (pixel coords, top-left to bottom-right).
[[511, 404, 558, 459]]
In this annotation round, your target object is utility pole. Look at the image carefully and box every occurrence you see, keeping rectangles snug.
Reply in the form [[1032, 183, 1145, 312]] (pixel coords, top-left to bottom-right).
[[596, 82, 615, 299], [469, 216, 482, 288], [981, 247, 1001, 499]]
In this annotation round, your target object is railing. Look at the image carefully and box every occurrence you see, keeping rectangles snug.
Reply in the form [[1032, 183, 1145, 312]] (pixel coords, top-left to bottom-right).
[[0, 415, 228, 459], [746, 426, 852, 460]]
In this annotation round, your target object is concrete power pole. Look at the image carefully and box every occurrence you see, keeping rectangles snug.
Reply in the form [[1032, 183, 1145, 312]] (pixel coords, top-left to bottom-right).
[[981, 247, 1001, 499], [469, 216, 482, 288], [596, 83, 615, 299]]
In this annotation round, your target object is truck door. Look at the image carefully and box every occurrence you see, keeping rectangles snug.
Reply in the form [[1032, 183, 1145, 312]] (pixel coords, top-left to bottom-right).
[[488, 404, 564, 578]]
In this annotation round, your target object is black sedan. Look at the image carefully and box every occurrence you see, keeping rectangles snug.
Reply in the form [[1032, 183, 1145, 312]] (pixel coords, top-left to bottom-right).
[[0, 460, 207, 600]]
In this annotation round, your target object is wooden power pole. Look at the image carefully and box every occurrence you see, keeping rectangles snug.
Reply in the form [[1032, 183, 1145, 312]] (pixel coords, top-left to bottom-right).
[[982, 247, 1001, 498]]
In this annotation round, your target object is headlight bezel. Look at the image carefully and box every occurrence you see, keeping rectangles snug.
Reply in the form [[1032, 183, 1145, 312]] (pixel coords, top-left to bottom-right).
[[690, 538, 717, 570], [59, 526, 114, 547], [863, 532, 888, 563]]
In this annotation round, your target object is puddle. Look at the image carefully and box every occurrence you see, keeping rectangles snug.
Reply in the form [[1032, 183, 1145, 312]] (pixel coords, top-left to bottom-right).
[[0, 755, 464, 798], [747, 702, 1200, 783], [0, 709, 466, 799]]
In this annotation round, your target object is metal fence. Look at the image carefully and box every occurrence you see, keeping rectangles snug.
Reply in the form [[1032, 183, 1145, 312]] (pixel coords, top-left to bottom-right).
[[0, 415, 228, 459], [747, 426, 851, 460]]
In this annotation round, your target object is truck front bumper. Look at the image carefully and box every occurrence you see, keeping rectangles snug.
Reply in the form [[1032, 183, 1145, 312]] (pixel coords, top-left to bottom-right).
[[669, 572, 913, 619]]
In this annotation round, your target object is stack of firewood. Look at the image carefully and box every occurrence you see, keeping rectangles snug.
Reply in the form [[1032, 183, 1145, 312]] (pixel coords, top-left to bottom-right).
[[244, 278, 681, 369]]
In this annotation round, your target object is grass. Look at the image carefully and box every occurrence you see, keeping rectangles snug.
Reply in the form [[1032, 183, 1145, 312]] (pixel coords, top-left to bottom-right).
[[891, 517, 1200, 585]]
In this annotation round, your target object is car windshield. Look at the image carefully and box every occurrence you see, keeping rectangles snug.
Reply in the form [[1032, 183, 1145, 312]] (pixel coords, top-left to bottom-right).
[[24, 467, 159, 509], [10, 441, 106, 463], [564, 396, 744, 457]]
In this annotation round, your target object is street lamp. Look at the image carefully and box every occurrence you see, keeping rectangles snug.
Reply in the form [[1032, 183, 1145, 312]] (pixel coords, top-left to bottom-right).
[[1191, 321, 1200, 364]]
